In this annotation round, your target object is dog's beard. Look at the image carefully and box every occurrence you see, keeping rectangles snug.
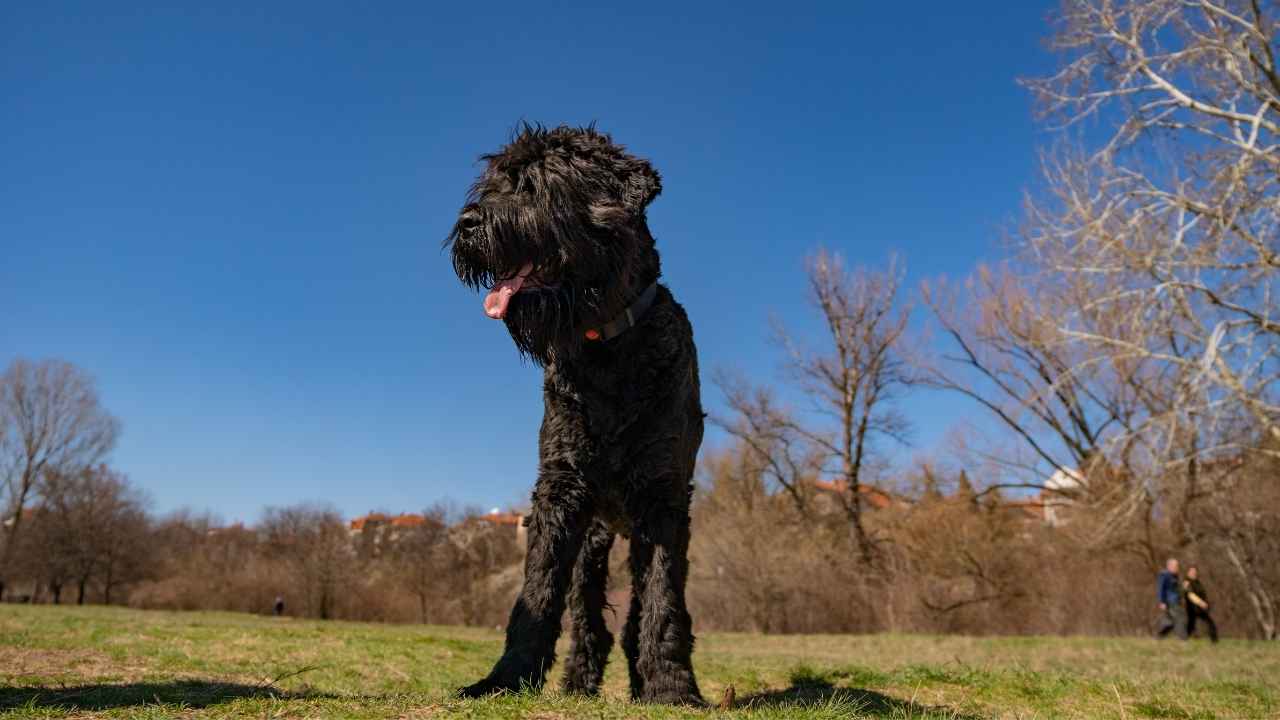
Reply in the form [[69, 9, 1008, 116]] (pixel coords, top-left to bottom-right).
[[502, 285, 582, 365], [449, 205, 636, 365]]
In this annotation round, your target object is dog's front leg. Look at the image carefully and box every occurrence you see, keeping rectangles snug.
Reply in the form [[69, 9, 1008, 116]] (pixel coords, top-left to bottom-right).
[[458, 465, 590, 697], [626, 502, 703, 706], [560, 520, 615, 696]]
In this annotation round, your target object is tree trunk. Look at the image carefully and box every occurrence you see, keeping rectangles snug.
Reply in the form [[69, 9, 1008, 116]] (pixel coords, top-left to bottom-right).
[[1225, 544, 1278, 640], [103, 561, 114, 605], [843, 401, 875, 566], [0, 466, 38, 590], [77, 577, 88, 605], [319, 581, 331, 620]]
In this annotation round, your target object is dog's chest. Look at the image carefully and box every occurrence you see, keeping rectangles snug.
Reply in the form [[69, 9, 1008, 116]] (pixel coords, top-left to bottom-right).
[[545, 355, 668, 465], [548, 370, 641, 455], [540, 313, 698, 530], [542, 376, 641, 532]]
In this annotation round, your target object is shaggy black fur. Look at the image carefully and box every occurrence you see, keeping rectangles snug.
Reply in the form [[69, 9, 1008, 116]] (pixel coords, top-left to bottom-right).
[[447, 124, 704, 706]]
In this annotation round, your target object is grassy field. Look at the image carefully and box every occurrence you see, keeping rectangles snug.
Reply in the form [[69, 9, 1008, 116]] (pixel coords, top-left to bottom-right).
[[1, 605, 1276, 719]]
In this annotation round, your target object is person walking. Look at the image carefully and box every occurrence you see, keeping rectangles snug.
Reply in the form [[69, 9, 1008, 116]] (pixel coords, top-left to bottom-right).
[[1184, 566, 1219, 643], [1155, 558, 1187, 640]]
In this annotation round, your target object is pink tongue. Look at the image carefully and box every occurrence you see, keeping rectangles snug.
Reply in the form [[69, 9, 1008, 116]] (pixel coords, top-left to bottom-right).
[[483, 263, 533, 319]]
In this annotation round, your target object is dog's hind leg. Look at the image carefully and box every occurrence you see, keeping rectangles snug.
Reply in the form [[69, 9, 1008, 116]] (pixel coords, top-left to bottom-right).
[[560, 521, 615, 696], [457, 472, 590, 698], [621, 536, 647, 700], [625, 504, 704, 706]]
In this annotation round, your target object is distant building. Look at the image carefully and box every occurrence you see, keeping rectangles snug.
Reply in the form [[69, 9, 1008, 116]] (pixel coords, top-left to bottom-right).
[[390, 513, 427, 529], [989, 467, 1082, 527], [349, 512, 390, 535], [472, 509, 527, 549], [1043, 467, 1083, 526], [348, 512, 435, 544], [348, 508, 527, 552], [808, 479, 899, 512]]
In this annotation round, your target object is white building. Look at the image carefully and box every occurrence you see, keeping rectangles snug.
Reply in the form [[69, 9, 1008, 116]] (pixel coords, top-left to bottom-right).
[[1043, 467, 1083, 526]]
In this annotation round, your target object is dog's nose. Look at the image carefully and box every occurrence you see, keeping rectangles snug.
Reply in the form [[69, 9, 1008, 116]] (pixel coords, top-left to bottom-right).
[[458, 208, 483, 233]]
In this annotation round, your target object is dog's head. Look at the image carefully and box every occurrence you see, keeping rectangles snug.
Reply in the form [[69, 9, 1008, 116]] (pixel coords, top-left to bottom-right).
[[447, 124, 662, 365]]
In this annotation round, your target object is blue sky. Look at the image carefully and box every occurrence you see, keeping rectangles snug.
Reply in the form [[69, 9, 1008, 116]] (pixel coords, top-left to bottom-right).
[[3, 1, 1060, 522]]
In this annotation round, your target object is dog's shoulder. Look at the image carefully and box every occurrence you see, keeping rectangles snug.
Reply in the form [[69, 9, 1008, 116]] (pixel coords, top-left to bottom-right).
[[635, 285, 695, 365], [618, 285, 699, 406]]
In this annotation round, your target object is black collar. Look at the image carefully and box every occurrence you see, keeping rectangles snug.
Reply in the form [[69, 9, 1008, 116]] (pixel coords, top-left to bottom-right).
[[585, 283, 658, 342]]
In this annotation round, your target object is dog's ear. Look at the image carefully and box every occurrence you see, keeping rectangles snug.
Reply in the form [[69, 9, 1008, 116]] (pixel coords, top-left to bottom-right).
[[623, 159, 662, 214]]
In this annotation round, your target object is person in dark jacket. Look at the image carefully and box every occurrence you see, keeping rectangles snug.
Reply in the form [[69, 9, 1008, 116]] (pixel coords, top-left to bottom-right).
[[1155, 558, 1187, 639], [1184, 566, 1219, 643]]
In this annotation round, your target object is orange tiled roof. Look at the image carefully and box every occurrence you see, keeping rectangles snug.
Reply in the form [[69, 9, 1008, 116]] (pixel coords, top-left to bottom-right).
[[810, 480, 896, 509], [391, 513, 426, 528], [349, 512, 389, 531], [476, 511, 524, 527]]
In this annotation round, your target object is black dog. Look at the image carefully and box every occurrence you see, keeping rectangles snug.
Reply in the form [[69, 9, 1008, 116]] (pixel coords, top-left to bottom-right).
[[447, 124, 704, 705]]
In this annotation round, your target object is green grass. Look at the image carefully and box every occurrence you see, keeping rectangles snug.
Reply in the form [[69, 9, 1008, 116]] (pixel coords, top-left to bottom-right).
[[1, 605, 1276, 718]]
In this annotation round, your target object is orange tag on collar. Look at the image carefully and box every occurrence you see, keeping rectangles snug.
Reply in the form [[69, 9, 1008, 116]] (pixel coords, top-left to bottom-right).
[[584, 328, 601, 341]]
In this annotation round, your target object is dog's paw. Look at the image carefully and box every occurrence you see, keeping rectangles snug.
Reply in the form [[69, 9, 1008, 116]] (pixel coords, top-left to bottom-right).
[[559, 663, 605, 697], [455, 678, 511, 699], [560, 679, 603, 697]]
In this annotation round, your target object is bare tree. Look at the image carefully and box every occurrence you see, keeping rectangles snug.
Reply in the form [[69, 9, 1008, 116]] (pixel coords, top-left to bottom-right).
[[0, 359, 120, 599], [919, 262, 1180, 563], [990, 0, 1280, 636], [1022, 0, 1278, 456], [13, 515, 73, 603], [922, 266, 1141, 491], [1188, 445, 1280, 639], [714, 379, 825, 517], [34, 465, 151, 604], [260, 504, 354, 620], [717, 251, 912, 564], [389, 506, 450, 623]]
